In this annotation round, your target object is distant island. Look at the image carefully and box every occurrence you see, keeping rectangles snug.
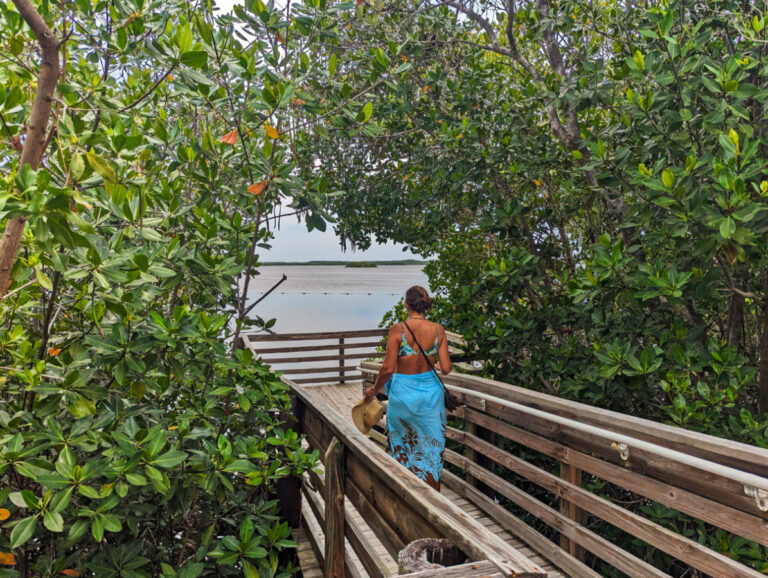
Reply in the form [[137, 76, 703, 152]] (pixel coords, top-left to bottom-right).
[[261, 260, 428, 266]]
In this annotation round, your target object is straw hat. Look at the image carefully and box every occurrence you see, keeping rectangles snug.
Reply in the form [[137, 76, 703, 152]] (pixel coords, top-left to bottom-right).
[[351, 396, 384, 434]]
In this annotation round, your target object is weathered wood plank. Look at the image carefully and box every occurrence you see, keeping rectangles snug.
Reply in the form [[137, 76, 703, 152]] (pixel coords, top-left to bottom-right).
[[281, 365, 361, 375], [291, 375, 362, 384], [346, 476, 407, 560], [398, 560, 502, 577], [306, 465, 395, 576], [287, 377, 547, 577], [252, 340, 386, 354], [301, 489, 326, 570], [248, 329, 388, 341], [459, 406, 768, 546], [344, 505, 393, 578], [303, 480, 367, 578], [446, 434, 765, 578], [559, 462, 583, 560], [324, 438, 345, 578], [442, 470, 598, 578], [260, 351, 385, 364], [442, 466, 663, 578]]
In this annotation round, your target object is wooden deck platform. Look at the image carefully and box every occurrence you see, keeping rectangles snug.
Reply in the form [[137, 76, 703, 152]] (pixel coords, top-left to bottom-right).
[[296, 382, 566, 577]]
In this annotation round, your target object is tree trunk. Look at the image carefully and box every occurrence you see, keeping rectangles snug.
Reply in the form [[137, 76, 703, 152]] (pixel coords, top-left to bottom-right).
[[760, 298, 768, 416], [0, 0, 59, 296]]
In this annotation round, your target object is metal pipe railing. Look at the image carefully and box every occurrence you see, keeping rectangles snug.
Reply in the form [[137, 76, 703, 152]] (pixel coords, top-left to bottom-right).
[[448, 385, 768, 509]]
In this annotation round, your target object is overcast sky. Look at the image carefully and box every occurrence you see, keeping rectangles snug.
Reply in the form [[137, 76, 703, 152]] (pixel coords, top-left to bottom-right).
[[213, 0, 413, 262]]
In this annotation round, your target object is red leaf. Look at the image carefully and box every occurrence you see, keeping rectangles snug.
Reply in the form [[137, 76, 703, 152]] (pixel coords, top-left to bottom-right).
[[220, 130, 238, 145], [247, 181, 268, 195]]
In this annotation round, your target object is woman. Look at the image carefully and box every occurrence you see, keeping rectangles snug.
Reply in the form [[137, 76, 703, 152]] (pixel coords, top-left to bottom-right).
[[364, 286, 452, 490]]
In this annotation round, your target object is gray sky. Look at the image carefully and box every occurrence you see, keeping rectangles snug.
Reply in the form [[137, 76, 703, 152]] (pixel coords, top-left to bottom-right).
[[215, 0, 412, 262]]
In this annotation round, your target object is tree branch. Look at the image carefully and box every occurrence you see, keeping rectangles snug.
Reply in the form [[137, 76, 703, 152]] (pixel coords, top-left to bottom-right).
[[0, 0, 60, 297]]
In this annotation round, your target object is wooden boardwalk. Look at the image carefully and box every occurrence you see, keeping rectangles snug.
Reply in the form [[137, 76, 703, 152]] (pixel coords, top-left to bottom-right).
[[251, 330, 768, 578], [296, 382, 566, 577]]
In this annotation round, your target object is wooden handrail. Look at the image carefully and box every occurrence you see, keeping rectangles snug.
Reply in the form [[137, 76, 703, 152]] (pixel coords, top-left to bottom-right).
[[284, 376, 547, 577], [360, 360, 768, 577]]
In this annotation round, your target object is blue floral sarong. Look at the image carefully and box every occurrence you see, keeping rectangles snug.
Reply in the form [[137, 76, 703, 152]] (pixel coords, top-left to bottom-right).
[[385, 371, 446, 490]]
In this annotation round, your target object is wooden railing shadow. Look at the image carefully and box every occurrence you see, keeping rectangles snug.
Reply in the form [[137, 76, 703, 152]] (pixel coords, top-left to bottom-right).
[[362, 360, 768, 578], [282, 376, 547, 577]]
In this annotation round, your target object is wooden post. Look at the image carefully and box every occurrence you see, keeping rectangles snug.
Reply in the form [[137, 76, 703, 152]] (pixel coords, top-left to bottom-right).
[[559, 462, 583, 560], [465, 420, 478, 488], [339, 337, 345, 383], [276, 396, 304, 528], [324, 437, 345, 577]]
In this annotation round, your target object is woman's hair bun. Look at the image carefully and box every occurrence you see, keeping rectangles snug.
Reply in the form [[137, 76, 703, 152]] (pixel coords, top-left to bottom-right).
[[405, 286, 433, 314]]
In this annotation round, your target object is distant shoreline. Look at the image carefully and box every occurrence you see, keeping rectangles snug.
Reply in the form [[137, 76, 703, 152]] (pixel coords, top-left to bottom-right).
[[261, 260, 428, 266]]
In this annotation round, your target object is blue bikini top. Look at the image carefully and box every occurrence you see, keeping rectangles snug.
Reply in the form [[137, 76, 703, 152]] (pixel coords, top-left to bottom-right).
[[399, 323, 439, 357]]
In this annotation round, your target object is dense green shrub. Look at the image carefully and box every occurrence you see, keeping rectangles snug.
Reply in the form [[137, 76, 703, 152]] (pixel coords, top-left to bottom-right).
[[0, 0, 371, 574]]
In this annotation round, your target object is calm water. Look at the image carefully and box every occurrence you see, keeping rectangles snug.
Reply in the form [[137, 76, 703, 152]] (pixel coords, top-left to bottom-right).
[[247, 265, 429, 332]]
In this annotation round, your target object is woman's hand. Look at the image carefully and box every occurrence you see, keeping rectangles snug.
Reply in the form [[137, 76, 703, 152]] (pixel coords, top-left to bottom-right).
[[364, 387, 377, 401]]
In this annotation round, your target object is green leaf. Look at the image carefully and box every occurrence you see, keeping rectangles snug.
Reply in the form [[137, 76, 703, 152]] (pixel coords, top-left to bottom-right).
[[362, 101, 373, 122], [35, 268, 53, 290], [180, 51, 208, 68], [329, 53, 338, 76], [177, 23, 193, 53], [126, 472, 148, 486], [150, 450, 187, 469], [43, 510, 64, 532], [85, 152, 117, 183], [10, 515, 37, 548], [633, 49, 645, 71], [242, 560, 259, 577], [92, 516, 104, 542], [720, 217, 735, 239], [240, 516, 254, 542]]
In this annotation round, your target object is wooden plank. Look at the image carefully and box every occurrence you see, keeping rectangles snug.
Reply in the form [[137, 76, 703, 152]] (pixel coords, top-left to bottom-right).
[[442, 471, 595, 578], [346, 451, 442, 543], [291, 375, 362, 384], [346, 476, 407, 560], [399, 560, 503, 577], [307, 468, 394, 576], [559, 462, 583, 560], [446, 432, 765, 578], [293, 527, 323, 578], [281, 365, 361, 375], [339, 337, 345, 384], [250, 340, 386, 354], [248, 329, 388, 341], [303, 480, 366, 578], [344, 499, 393, 577], [459, 407, 768, 546], [301, 490, 326, 570], [441, 465, 665, 578], [262, 351, 385, 364], [286, 377, 546, 577], [324, 438, 345, 578]]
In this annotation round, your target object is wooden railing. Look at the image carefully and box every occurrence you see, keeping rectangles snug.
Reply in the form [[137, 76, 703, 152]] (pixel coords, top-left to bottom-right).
[[282, 377, 547, 577], [243, 330, 387, 385], [243, 329, 469, 386], [362, 361, 768, 578]]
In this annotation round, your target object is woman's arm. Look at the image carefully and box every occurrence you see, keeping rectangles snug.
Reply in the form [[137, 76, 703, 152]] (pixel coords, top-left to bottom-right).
[[436, 325, 452, 375], [364, 324, 400, 399]]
